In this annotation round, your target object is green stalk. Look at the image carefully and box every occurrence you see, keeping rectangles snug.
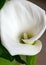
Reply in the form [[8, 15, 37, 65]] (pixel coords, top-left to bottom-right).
[[26, 55, 37, 65]]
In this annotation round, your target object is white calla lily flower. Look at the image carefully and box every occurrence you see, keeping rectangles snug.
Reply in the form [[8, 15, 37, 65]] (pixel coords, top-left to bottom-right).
[[1, 0, 46, 56], [45, 14, 46, 29]]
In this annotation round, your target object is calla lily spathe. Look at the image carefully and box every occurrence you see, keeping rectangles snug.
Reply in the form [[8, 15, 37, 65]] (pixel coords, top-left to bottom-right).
[[1, 0, 46, 56]]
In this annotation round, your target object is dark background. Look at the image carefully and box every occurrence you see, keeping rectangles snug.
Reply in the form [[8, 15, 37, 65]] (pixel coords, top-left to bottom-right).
[[29, 0, 46, 65], [29, 0, 46, 10], [37, 31, 46, 65]]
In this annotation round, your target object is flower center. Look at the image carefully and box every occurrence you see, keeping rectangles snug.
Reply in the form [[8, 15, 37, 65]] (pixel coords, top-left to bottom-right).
[[20, 32, 34, 44]]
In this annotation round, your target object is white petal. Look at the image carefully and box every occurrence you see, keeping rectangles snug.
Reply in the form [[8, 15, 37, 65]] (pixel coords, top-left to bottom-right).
[[22, 1, 46, 43], [45, 14, 46, 29], [1, 34, 42, 56], [1, 0, 45, 55]]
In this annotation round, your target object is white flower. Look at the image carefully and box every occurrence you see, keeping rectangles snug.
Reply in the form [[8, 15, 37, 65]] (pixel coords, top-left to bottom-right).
[[1, 0, 46, 56], [45, 15, 46, 29]]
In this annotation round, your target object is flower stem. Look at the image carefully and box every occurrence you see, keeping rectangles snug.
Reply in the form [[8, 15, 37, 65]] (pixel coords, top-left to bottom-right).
[[26, 55, 37, 65]]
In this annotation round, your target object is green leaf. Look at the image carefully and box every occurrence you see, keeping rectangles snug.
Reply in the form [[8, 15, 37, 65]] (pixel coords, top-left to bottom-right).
[[0, 0, 6, 9], [0, 58, 20, 65], [0, 40, 26, 64], [26, 55, 37, 65], [14, 55, 26, 64], [0, 40, 14, 61]]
